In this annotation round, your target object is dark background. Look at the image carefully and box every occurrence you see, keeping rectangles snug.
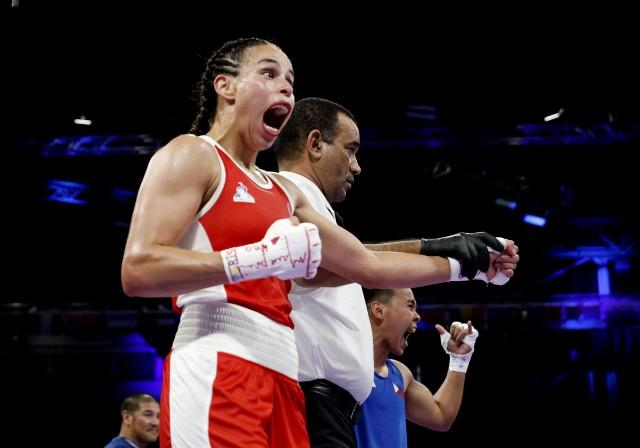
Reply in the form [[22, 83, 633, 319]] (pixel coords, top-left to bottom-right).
[[2, 2, 639, 446]]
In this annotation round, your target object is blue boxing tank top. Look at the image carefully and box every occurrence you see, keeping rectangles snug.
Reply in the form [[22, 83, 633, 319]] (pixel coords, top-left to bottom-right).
[[355, 359, 407, 448]]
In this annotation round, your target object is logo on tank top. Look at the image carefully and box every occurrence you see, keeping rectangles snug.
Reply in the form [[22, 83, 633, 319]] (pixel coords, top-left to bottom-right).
[[233, 182, 255, 203], [393, 383, 405, 397]]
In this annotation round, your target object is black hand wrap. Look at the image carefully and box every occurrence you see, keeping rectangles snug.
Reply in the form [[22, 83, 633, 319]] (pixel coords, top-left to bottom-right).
[[420, 232, 503, 280]]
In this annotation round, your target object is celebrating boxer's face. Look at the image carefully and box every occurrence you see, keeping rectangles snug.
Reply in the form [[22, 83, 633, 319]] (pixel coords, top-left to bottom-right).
[[384, 289, 420, 356]]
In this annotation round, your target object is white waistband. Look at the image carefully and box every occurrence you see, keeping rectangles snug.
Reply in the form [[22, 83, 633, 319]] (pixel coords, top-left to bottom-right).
[[172, 303, 298, 380]]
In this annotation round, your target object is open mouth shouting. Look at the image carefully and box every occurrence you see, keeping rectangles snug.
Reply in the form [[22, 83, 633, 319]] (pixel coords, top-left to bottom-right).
[[402, 326, 417, 349], [263, 102, 291, 136]]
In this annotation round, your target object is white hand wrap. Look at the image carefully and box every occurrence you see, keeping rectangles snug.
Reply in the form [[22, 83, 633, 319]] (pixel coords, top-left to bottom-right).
[[440, 322, 479, 373], [220, 218, 322, 283], [447, 237, 509, 285]]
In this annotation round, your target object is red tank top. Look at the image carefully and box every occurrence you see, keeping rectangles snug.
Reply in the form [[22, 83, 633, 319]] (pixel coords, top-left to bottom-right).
[[174, 141, 295, 328]]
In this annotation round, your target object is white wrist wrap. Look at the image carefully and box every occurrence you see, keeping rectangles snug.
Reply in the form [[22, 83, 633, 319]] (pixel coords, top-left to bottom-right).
[[447, 237, 510, 285], [221, 218, 322, 283], [447, 257, 463, 282], [440, 322, 479, 373], [448, 352, 473, 373]]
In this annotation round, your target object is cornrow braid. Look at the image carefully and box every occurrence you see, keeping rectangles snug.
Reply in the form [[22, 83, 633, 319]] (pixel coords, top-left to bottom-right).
[[189, 37, 273, 135]]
